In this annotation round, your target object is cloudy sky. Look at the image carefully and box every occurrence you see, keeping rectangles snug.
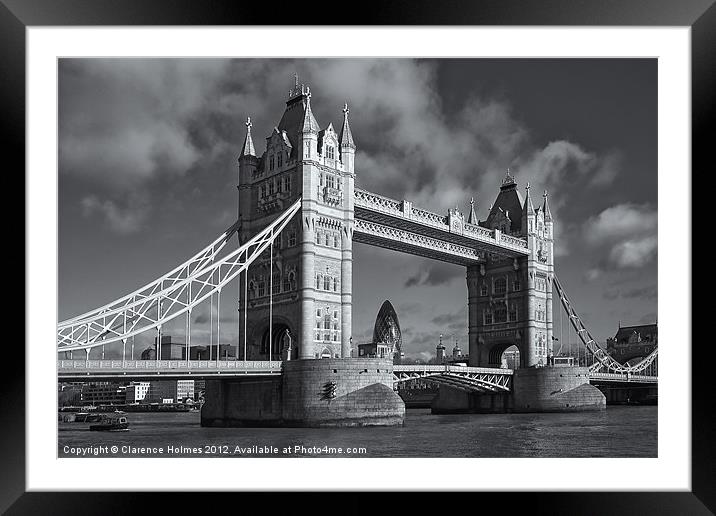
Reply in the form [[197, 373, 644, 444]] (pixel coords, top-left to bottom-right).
[[58, 58, 657, 361]]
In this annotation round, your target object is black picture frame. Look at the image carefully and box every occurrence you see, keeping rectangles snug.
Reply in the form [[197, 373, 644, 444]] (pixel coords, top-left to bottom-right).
[[4, 0, 712, 513]]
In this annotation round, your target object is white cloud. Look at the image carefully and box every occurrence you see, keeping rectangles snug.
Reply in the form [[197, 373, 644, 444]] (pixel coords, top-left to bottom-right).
[[609, 236, 658, 268], [517, 141, 622, 212], [584, 203, 657, 246], [582, 203, 658, 270]]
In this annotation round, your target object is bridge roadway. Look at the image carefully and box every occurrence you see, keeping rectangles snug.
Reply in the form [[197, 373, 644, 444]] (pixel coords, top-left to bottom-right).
[[57, 360, 656, 387]]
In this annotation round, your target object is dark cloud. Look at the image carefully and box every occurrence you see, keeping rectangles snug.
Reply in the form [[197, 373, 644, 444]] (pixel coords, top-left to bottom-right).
[[405, 263, 464, 288], [431, 308, 467, 330], [604, 284, 658, 301]]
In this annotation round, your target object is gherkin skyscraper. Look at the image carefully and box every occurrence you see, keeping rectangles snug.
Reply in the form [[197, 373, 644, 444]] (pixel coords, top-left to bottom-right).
[[373, 300, 402, 360]]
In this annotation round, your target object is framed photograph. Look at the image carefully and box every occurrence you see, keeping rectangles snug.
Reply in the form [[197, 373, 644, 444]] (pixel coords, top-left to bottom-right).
[[7, 0, 711, 512]]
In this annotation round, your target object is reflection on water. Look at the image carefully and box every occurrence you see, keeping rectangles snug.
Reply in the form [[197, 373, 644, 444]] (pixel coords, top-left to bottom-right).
[[58, 406, 656, 458]]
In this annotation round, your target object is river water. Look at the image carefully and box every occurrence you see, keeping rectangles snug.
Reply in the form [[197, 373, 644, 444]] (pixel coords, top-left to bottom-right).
[[58, 406, 656, 458]]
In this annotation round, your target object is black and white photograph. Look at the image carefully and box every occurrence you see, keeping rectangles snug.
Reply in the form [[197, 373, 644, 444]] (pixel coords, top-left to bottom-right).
[[56, 57, 659, 458]]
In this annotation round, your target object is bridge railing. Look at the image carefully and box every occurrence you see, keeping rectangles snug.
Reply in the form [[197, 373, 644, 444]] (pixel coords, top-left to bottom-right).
[[463, 222, 494, 239], [589, 372, 658, 383], [58, 359, 283, 372], [499, 233, 529, 250], [393, 364, 513, 375]]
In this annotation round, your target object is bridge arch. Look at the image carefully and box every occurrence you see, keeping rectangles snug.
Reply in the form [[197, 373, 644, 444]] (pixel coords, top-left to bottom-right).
[[482, 340, 522, 368], [256, 316, 296, 360]]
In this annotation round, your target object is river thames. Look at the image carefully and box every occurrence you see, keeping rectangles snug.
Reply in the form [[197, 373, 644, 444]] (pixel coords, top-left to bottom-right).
[[58, 406, 656, 458]]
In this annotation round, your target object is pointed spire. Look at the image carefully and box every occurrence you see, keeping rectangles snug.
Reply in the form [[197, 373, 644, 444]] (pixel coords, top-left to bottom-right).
[[523, 182, 535, 215], [240, 116, 256, 157], [339, 102, 355, 149], [301, 88, 319, 133], [467, 197, 478, 224], [542, 190, 553, 222]]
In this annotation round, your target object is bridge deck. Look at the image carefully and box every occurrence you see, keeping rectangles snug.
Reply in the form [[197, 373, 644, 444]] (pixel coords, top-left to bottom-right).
[[57, 360, 656, 385]]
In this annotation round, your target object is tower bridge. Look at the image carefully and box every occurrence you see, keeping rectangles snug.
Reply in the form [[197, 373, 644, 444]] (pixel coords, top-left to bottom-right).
[[57, 76, 657, 425]]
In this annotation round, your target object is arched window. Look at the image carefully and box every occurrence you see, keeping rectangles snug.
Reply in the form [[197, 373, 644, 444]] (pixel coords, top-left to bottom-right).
[[286, 272, 295, 291], [480, 283, 488, 296], [494, 277, 507, 295], [333, 278, 338, 291], [258, 282, 265, 297], [283, 275, 291, 292], [316, 274, 322, 290], [324, 276, 330, 290], [248, 281, 255, 300]]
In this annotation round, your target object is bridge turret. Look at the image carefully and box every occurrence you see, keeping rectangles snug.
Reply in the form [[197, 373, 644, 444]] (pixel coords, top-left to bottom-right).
[[467, 197, 478, 225], [339, 102, 356, 175], [238, 116, 259, 223], [521, 182, 536, 236], [300, 88, 319, 161], [542, 190, 553, 240]]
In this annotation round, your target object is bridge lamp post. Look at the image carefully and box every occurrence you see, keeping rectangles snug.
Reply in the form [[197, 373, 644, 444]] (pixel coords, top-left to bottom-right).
[[269, 236, 273, 363], [241, 255, 243, 362], [210, 267, 214, 362], [186, 281, 192, 367], [217, 268, 222, 364], [243, 263, 247, 364]]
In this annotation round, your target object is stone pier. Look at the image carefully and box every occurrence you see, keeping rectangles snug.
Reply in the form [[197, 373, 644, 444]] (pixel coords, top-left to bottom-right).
[[201, 358, 405, 427], [432, 366, 605, 414]]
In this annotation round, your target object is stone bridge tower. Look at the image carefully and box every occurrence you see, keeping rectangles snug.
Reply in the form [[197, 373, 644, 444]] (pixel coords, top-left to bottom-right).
[[237, 77, 355, 361], [467, 172, 554, 368]]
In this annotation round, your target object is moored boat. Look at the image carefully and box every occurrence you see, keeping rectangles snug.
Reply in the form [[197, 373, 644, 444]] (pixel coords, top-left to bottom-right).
[[89, 415, 130, 431]]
